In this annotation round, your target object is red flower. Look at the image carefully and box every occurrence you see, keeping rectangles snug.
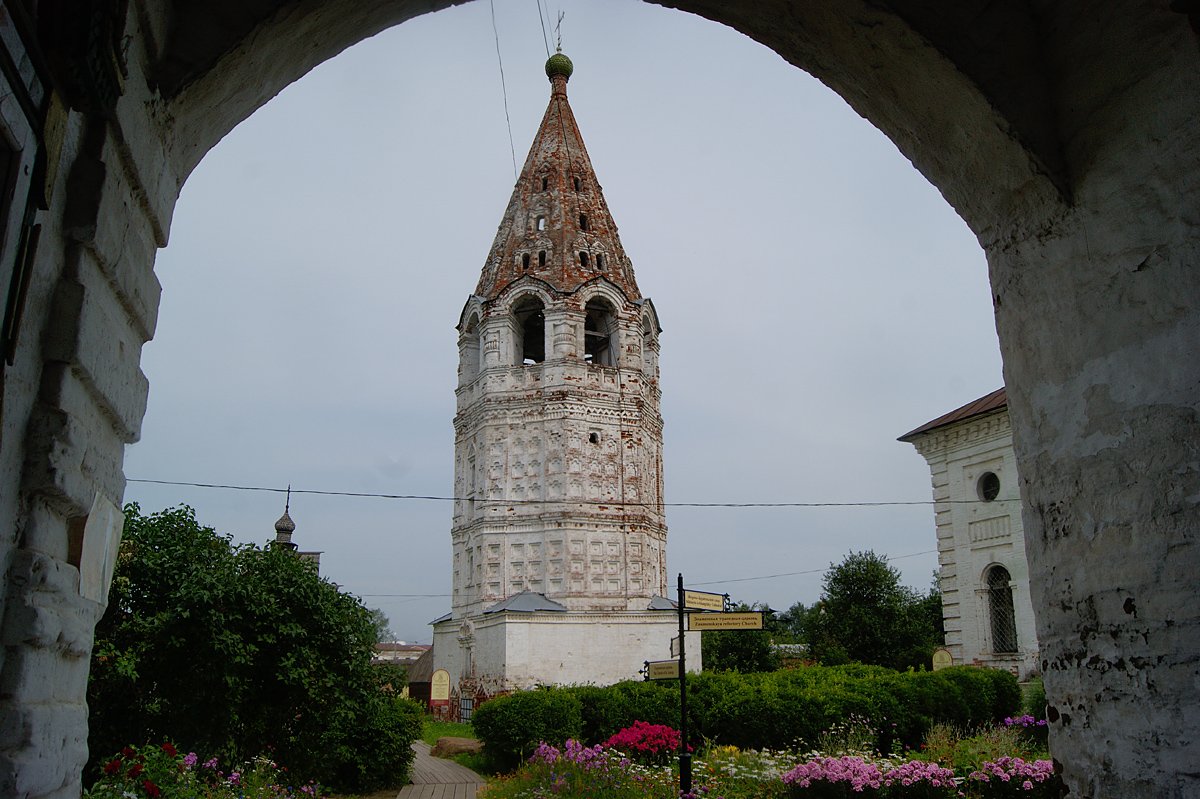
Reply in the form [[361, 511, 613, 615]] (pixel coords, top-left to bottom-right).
[[103, 759, 122, 775], [128, 763, 144, 778], [122, 747, 136, 758], [143, 779, 161, 798], [161, 742, 177, 757]]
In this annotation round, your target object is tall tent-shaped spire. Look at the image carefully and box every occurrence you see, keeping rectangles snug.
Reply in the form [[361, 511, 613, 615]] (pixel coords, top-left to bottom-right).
[[475, 53, 641, 300]]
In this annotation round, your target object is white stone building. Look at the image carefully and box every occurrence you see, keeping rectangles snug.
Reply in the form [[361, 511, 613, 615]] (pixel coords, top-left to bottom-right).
[[900, 388, 1039, 680], [430, 53, 696, 698]]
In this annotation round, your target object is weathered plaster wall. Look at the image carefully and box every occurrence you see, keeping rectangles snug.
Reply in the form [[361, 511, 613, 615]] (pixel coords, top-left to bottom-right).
[[2, 2, 1198, 797], [990, 8, 1200, 791], [450, 293, 667, 617], [1, 6, 164, 796], [433, 611, 698, 692], [908, 408, 1039, 679]]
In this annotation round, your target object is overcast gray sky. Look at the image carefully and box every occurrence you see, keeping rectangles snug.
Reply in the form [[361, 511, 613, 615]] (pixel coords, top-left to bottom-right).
[[123, 0, 1003, 644]]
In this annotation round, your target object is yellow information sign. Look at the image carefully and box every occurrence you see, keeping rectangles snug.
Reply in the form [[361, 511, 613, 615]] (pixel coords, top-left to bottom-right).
[[682, 590, 726, 612], [688, 611, 764, 631], [647, 659, 681, 680], [431, 669, 451, 701], [931, 648, 954, 671]]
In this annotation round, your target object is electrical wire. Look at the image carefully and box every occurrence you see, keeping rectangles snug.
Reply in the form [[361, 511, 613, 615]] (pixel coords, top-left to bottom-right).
[[489, 0, 519, 180], [689, 549, 937, 587], [535, 0, 551, 58], [355, 548, 938, 598], [126, 478, 1016, 509]]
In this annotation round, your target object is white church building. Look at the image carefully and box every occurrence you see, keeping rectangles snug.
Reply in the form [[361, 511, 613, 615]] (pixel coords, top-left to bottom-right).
[[900, 388, 1040, 680], [430, 53, 696, 699]]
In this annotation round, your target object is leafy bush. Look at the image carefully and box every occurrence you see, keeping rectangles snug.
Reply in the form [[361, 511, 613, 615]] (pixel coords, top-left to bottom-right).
[[475, 665, 1022, 773], [563, 684, 631, 744], [1022, 678, 1047, 720], [88, 504, 421, 793], [472, 689, 583, 768], [609, 679, 680, 728]]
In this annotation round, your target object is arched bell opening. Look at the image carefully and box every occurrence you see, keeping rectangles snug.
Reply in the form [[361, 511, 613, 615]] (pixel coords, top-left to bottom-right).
[[584, 298, 618, 367], [513, 295, 546, 365]]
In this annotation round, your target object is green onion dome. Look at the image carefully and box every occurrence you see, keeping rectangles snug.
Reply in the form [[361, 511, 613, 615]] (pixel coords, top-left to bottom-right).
[[545, 52, 574, 81]]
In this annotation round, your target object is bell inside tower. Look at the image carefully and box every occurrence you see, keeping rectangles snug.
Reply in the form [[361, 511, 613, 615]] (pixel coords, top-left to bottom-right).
[[514, 295, 546, 364], [584, 298, 617, 366]]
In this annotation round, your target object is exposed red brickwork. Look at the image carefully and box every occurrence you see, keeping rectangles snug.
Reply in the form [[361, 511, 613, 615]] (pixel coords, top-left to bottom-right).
[[475, 72, 641, 301]]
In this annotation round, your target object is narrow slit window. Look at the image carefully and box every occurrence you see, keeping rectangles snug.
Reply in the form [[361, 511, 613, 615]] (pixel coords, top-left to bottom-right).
[[541, 177, 548, 191], [579, 214, 588, 230], [596, 254, 605, 271], [537, 216, 546, 231], [522, 253, 530, 270], [539, 250, 546, 267], [579, 252, 589, 267], [573, 177, 581, 191]]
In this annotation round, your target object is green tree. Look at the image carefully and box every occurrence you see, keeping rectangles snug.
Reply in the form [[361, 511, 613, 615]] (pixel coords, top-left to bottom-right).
[[88, 504, 421, 792], [801, 550, 943, 671], [702, 602, 781, 673], [777, 601, 818, 644], [367, 607, 396, 643]]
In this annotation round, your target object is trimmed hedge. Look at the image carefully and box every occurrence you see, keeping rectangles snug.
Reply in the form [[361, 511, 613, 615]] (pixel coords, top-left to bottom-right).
[[474, 665, 1021, 767], [472, 689, 583, 769]]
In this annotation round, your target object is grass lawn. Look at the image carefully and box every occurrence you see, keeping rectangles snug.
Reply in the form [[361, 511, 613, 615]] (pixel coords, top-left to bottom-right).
[[421, 719, 476, 747], [420, 718, 494, 775]]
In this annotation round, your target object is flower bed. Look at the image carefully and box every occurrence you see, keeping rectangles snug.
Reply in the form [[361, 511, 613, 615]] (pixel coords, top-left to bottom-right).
[[86, 743, 325, 799], [479, 719, 1062, 799]]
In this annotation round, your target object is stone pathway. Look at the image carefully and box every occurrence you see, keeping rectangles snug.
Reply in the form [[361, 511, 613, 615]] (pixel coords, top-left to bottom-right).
[[396, 741, 487, 799]]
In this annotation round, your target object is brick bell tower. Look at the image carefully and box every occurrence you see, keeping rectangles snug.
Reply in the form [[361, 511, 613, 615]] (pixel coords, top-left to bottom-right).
[[431, 53, 690, 695]]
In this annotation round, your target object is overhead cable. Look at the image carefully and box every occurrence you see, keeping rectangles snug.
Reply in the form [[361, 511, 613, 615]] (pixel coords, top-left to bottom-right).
[[127, 478, 1016, 509]]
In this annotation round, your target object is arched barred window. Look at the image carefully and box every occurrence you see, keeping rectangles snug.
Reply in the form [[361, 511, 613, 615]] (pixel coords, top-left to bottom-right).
[[987, 565, 1018, 653]]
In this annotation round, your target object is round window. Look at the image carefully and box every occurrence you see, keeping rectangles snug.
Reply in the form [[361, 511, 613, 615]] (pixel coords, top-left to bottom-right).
[[977, 471, 1001, 502]]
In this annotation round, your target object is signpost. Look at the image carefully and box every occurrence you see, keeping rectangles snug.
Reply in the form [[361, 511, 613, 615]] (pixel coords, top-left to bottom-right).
[[670, 574, 764, 795], [676, 575, 692, 795], [687, 611, 764, 631], [645, 659, 681, 680], [682, 589, 727, 611]]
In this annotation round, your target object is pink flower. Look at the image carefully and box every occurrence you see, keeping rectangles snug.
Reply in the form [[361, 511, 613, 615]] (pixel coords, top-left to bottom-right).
[[782, 756, 884, 791]]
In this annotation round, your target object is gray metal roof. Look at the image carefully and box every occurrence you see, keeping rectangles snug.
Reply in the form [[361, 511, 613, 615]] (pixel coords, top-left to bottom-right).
[[484, 590, 569, 614]]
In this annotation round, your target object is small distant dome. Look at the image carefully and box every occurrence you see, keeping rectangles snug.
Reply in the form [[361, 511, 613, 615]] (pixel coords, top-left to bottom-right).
[[545, 52, 574, 80], [274, 511, 296, 535]]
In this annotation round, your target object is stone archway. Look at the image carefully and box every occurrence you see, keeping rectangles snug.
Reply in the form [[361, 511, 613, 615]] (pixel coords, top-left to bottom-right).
[[2, 3, 1197, 797]]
